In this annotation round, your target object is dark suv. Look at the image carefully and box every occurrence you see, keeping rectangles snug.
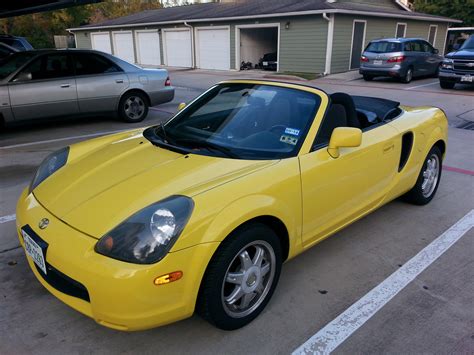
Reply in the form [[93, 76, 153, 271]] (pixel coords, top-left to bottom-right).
[[0, 34, 33, 51], [439, 35, 474, 89]]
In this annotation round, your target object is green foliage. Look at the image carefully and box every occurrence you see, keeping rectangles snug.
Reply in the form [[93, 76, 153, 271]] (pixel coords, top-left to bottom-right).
[[414, 0, 474, 27], [0, 0, 163, 48]]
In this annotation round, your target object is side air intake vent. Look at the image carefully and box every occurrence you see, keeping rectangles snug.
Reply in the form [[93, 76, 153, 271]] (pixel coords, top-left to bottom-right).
[[398, 132, 413, 172]]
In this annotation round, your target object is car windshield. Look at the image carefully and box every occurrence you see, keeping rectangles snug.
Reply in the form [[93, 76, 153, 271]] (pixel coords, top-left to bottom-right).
[[0, 52, 36, 79], [145, 83, 321, 160], [365, 41, 402, 53], [460, 36, 474, 50]]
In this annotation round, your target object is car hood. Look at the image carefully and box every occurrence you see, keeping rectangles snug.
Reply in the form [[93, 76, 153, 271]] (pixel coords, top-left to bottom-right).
[[34, 130, 275, 239], [446, 49, 474, 59]]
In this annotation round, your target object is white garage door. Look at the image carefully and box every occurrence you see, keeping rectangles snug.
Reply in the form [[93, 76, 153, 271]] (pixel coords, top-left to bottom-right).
[[163, 29, 192, 67], [196, 28, 230, 70], [113, 31, 135, 63], [90, 32, 112, 54], [136, 30, 161, 66]]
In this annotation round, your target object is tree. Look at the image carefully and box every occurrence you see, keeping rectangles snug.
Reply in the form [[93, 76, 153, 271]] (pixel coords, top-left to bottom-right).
[[414, 0, 474, 27]]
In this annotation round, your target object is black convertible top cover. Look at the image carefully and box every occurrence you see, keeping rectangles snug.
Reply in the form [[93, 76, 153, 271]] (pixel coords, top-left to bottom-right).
[[352, 96, 400, 120]]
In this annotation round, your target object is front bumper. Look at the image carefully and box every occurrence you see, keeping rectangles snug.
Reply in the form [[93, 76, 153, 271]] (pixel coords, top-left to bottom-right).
[[16, 189, 218, 331], [439, 70, 474, 84]]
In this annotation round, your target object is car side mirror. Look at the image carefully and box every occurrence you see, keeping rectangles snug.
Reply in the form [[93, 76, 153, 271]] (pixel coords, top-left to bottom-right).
[[453, 44, 460, 50], [178, 102, 186, 111], [327, 127, 362, 158], [13, 72, 32, 82], [433, 48, 439, 54]]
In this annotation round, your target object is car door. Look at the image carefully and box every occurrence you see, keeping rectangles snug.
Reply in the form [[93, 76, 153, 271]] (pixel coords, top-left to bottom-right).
[[8, 53, 78, 121], [73, 52, 129, 114], [299, 119, 399, 247], [421, 41, 442, 75]]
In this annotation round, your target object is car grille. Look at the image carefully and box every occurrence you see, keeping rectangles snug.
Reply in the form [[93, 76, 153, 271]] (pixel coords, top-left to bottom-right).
[[22, 225, 90, 302], [453, 59, 474, 73]]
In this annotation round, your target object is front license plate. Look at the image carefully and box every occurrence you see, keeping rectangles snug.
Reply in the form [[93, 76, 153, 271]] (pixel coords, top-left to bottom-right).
[[373, 60, 383, 65], [22, 229, 47, 275], [461, 75, 473, 82], [263, 61, 268, 66]]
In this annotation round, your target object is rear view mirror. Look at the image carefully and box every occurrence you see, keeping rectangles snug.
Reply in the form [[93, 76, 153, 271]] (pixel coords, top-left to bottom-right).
[[328, 127, 362, 158], [13, 72, 32, 82], [178, 102, 186, 111]]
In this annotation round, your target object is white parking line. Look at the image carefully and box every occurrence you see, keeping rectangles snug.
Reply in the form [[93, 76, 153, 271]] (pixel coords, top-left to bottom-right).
[[293, 209, 474, 355], [0, 214, 16, 224], [405, 81, 439, 90], [0, 129, 126, 150]]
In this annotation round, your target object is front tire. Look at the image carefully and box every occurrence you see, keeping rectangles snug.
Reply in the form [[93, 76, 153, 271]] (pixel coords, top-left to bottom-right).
[[403, 146, 442, 205], [118, 91, 149, 123], [440, 80, 455, 89], [197, 223, 282, 330]]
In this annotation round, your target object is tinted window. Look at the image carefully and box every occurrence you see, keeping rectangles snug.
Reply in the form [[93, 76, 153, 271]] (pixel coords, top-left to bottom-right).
[[154, 83, 322, 160], [365, 41, 402, 53], [420, 41, 433, 53], [0, 52, 36, 80], [0, 38, 26, 50], [410, 41, 422, 52], [74, 53, 121, 75], [17, 54, 73, 81], [0, 46, 12, 58]]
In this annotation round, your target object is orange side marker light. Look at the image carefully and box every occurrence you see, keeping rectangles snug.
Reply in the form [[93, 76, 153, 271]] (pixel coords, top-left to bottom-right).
[[154, 271, 183, 286]]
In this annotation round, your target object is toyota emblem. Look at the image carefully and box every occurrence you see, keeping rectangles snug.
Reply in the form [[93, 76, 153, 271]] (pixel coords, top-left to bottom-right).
[[38, 218, 49, 229]]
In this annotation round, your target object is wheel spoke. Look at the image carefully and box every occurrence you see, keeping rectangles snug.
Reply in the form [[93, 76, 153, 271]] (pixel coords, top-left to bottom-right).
[[252, 246, 265, 267], [239, 250, 253, 270], [226, 272, 244, 285], [240, 292, 256, 309], [225, 286, 244, 305], [261, 262, 270, 277]]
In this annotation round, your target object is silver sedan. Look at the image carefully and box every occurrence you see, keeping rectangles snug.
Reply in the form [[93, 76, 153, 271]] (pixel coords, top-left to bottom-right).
[[0, 49, 174, 125]]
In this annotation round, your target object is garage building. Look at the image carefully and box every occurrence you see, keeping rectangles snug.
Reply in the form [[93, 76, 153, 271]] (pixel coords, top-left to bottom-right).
[[69, 0, 460, 75]]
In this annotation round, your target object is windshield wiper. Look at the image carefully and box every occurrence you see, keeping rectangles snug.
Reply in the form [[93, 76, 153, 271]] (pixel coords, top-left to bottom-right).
[[154, 124, 179, 146], [177, 138, 239, 159]]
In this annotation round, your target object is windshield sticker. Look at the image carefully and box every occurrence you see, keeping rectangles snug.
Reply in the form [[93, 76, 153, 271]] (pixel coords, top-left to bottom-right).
[[280, 135, 298, 146], [284, 128, 300, 136]]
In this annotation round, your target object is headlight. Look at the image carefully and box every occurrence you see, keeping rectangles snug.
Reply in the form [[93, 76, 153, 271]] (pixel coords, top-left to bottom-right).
[[95, 196, 194, 264], [29, 147, 69, 192], [441, 58, 454, 69]]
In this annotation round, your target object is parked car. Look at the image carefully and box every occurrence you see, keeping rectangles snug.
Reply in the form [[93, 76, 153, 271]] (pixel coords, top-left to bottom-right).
[[0, 49, 174, 126], [259, 52, 277, 71], [17, 80, 447, 331], [0, 34, 33, 51], [0, 42, 18, 60], [439, 35, 474, 89], [360, 38, 443, 83]]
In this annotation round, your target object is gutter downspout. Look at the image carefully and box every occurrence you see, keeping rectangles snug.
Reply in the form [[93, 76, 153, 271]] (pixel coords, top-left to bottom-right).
[[184, 21, 196, 68], [323, 13, 334, 76]]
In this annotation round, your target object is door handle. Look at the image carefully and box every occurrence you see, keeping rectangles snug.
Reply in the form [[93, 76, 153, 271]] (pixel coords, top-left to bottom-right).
[[60, 84, 70, 88], [115, 79, 124, 83], [383, 144, 394, 154]]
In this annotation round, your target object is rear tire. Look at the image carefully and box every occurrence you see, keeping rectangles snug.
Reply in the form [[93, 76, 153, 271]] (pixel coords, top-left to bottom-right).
[[403, 146, 442, 205], [118, 91, 149, 123], [439, 80, 455, 89], [363, 74, 374, 81], [401, 67, 413, 84], [197, 223, 282, 330]]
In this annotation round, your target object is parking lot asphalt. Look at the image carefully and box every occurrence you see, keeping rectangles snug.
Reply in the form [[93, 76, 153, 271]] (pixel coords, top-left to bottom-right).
[[1, 69, 473, 354]]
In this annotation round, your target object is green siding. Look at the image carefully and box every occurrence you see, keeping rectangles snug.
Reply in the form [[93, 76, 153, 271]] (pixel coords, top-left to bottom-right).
[[74, 31, 92, 48], [331, 15, 450, 73]]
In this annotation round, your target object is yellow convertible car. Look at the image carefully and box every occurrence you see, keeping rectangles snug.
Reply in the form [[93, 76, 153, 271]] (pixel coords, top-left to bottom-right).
[[17, 80, 447, 331]]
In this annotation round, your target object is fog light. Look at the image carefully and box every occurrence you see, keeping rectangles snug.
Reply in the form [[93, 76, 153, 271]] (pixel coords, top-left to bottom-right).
[[154, 271, 183, 285]]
